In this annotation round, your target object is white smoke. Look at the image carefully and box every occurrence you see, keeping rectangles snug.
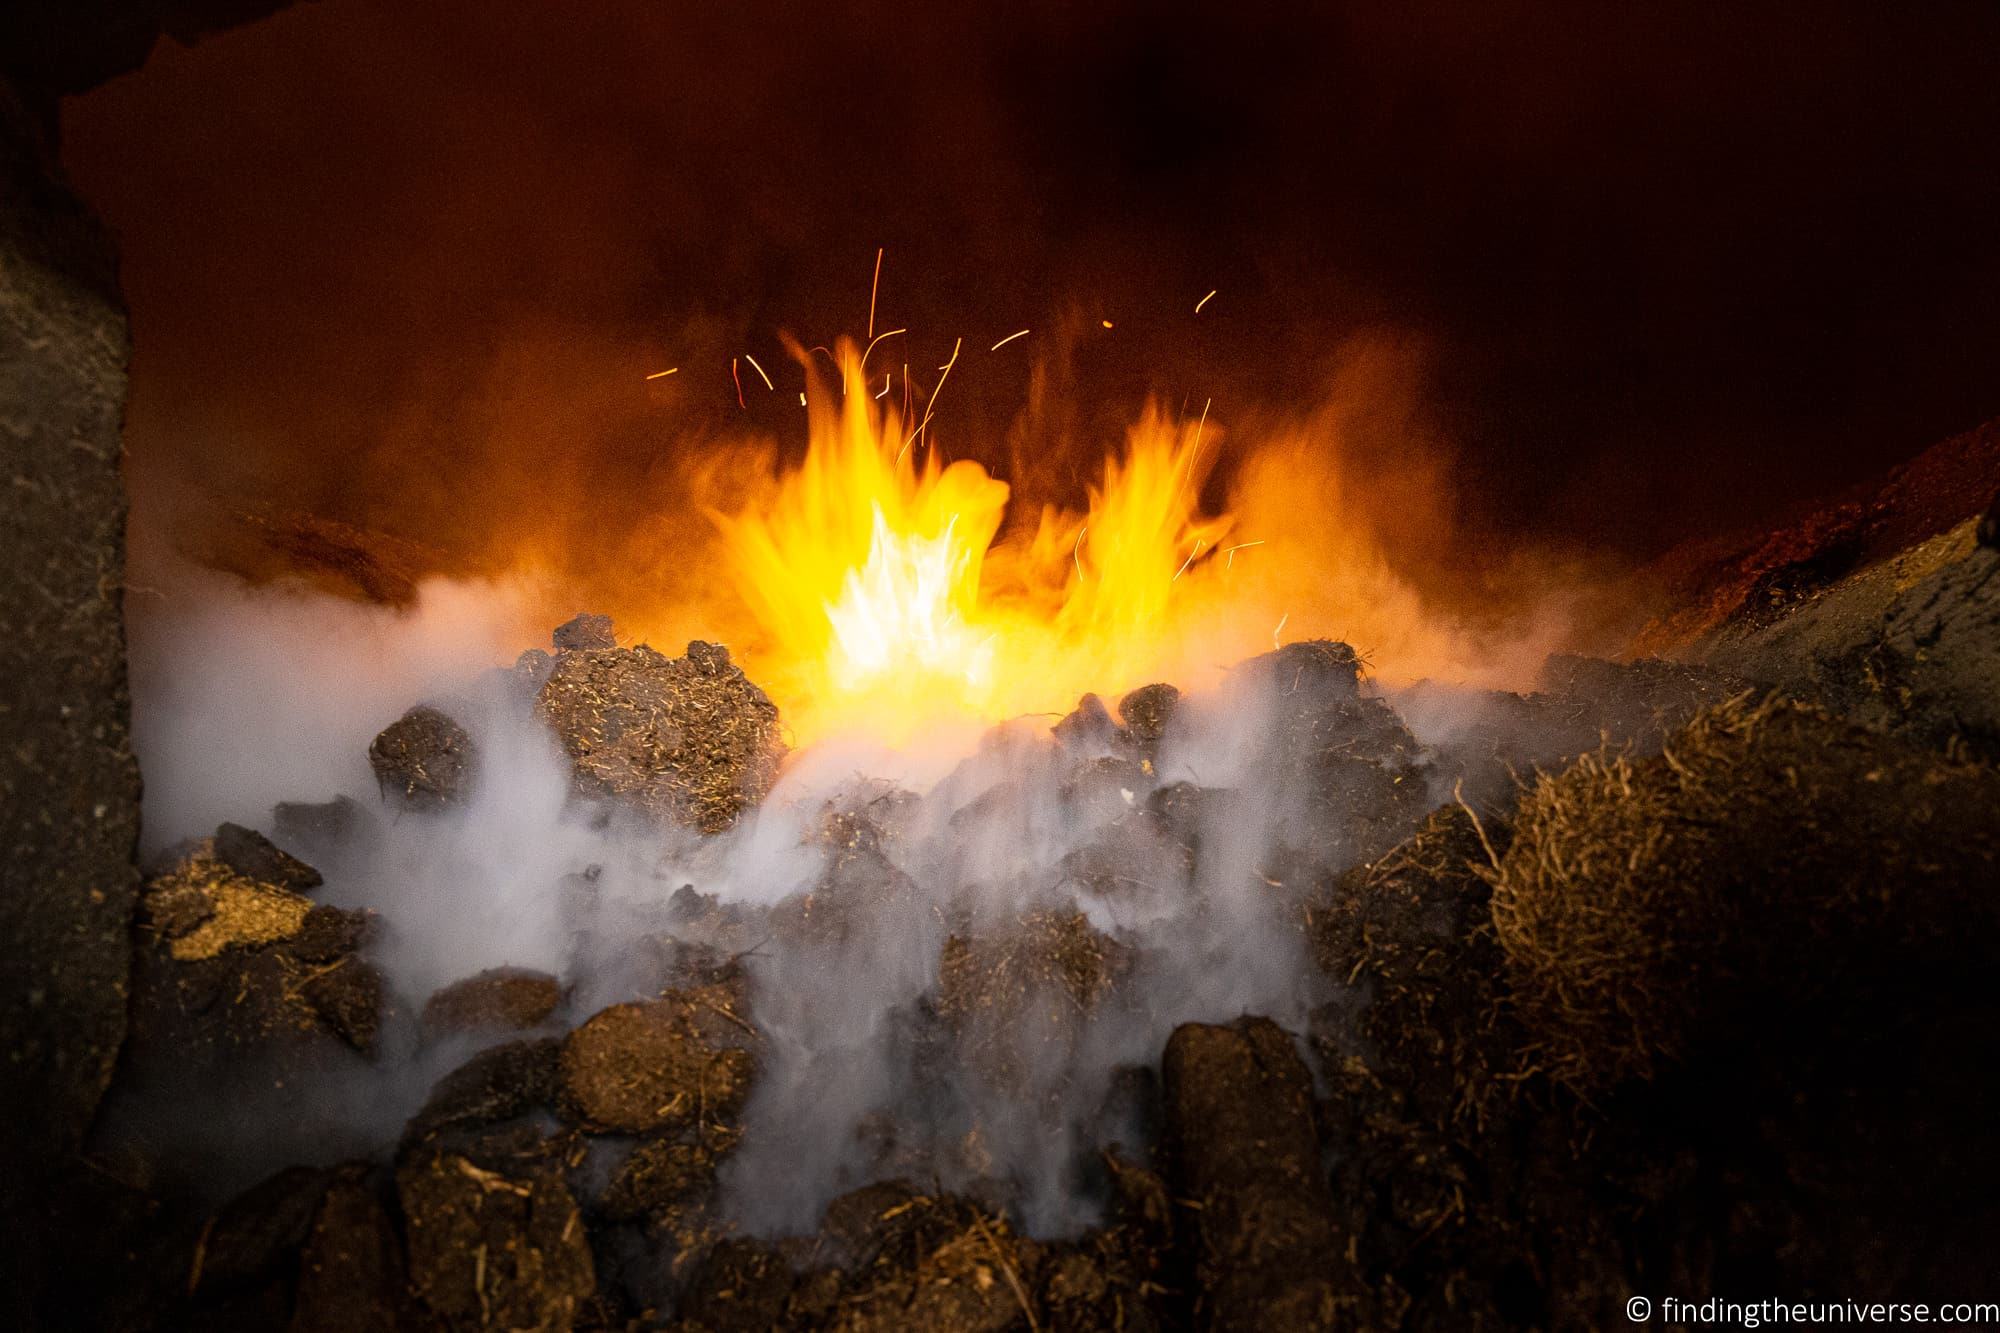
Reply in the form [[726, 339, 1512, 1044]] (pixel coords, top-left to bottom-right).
[[122, 558, 1444, 1234]]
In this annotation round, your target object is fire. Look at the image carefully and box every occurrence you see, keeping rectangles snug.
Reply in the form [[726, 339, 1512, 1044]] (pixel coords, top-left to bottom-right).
[[715, 343, 1242, 745]]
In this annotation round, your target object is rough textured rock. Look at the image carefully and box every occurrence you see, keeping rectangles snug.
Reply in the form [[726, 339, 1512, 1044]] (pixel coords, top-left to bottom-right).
[[1680, 519, 2000, 758], [535, 640, 785, 833], [368, 704, 477, 811], [1628, 417, 2000, 758], [1162, 1017, 1343, 1330], [422, 966, 563, 1036], [1635, 416, 2000, 652]]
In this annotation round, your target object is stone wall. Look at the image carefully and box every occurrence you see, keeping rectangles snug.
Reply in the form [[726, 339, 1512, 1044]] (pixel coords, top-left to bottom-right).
[[0, 8, 293, 1324], [0, 73, 139, 1184]]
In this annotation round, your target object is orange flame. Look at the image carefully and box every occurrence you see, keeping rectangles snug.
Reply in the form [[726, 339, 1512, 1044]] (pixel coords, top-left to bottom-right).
[[714, 342, 1243, 745]]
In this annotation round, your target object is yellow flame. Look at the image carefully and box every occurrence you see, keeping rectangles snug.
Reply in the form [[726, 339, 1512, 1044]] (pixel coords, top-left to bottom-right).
[[715, 341, 1239, 744]]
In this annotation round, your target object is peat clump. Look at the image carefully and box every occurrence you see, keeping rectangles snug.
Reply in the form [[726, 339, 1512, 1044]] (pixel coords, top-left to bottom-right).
[[1117, 682, 1180, 750], [1292, 696, 2000, 1325], [552, 611, 617, 652], [403, 1037, 566, 1150], [397, 1136, 597, 1330], [290, 1164, 412, 1333], [127, 840, 383, 1067], [1219, 639, 1431, 870], [1490, 694, 2000, 1098], [937, 907, 1133, 1092], [271, 793, 380, 871], [1035, 1149, 1178, 1332], [535, 637, 785, 833], [421, 966, 564, 1037], [1308, 803, 1513, 1131], [1303, 806, 1544, 1330], [1163, 1017, 1344, 1330], [810, 1182, 1046, 1332], [368, 704, 478, 811], [212, 820, 323, 892], [558, 980, 758, 1136]]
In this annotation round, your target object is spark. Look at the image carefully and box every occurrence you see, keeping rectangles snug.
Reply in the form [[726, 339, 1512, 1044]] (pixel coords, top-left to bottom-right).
[[798, 392, 807, 406], [899, 336, 962, 462], [1175, 397, 1213, 507], [644, 367, 679, 380], [989, 328, 1030, 351], [860, 327, 906, 376], [743, 353, 774, 391], [731, 357, 745, 409], [1173, 538, 1205, 581], [1272, 612, 1289, 648], [1195, 289, 1217, 314], [1101, 319, 1115, 329], [1073, 525, 1088, 581], [1223, 539, 1265, 569], [874, 374, 892, 400], [808, 345, 842, 394], [868, 246, 884, 339]]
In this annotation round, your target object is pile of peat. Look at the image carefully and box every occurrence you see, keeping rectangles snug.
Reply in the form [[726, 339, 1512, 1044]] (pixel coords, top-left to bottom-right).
[[45, 582, 2000, 1328]]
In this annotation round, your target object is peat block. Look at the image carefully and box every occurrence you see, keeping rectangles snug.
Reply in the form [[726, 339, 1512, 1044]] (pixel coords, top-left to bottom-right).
[[422, 966, 564, 1036], [559, 981, 758, 1135], [535, 640, 785, 833], [1163, 1016, 1343, 1331], [368, 704, 477, 812], [397, 1140, 596, 1330]]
